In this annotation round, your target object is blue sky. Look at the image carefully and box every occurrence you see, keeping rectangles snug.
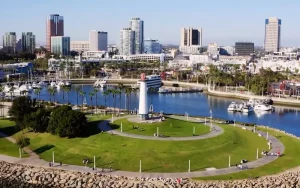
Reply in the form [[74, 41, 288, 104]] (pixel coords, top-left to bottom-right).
[[0, 0, 299, 46]]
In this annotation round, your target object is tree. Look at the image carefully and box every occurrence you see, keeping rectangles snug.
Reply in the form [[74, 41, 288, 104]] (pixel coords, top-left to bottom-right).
[[47, 87, 56, 103], [16, 136, 30, 154], [89, 91, 95, 114], [93, 89, 98, 114], [79, 90, 86, 111], [117, 83, 124, 110], [148, 87, 156, 106], [24, 107, 51, 132], [73, 86, 81, 106], [64, 86, 71, 104], [34, 88, 41, 101], [103, 90, 109, 107], [48, 105, 87, 138], [125, 87, 132, 113], [8, 96, 37, 132], [0, 85, 3, 117]]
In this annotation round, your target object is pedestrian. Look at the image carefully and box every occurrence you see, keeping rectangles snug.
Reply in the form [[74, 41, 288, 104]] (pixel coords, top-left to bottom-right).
[[109, 166, 112, 172], [49, 162, 51, 167], [60, 162, 62, 166]]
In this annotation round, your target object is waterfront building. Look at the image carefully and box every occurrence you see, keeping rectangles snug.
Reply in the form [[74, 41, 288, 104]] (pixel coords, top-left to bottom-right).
[[144, 39, 162, 54], [46, 14, 64, 51], [21, 32, 36, 53], [120, 28, 134, 55], [2, 32, 17, 54], [89, 30, 108, 51], [70, 41, 89, 52], [113, 54, 173, 62], [235, 42, 254, 56], [264, 17, 281, 53], [130, 18, 144, 54], [51, 36, 70, 56]]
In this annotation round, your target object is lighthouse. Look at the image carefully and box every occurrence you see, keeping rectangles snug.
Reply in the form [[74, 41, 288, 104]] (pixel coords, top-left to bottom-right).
[[138, 73, 149, 120]]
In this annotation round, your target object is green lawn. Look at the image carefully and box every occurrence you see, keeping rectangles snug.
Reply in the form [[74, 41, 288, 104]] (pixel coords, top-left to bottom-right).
[[0, 119, 29, 158], [111, 118, 210, 137], [194, 127, 300, 180], [0, 117, 269, 172]]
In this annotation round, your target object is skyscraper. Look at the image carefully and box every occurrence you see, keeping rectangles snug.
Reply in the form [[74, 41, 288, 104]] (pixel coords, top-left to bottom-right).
[[144, 39, 162, 54], [46, 14, 64, 51], [129, 18, 144, 54], [21, 32, 36, 53], [120, 28, 134, 55], [3, 32, 17, 54], [51, 36, 70, 56], [89, 30, 108, 51], [180, 27, 202, 47], [264, 17, 281, 53]]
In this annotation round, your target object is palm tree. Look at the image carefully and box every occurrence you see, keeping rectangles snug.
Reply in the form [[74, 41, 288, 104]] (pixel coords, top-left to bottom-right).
[[93, 89, 98, 114], [107, 89, 112, 107], [34, 88, 41, 101], [89, 91, 95, 114], [0, 85, 3, 117], [9, 87, 15, 101], [132, 88, 139, 109], [79, 90, 86, 112], [125, 87, 132, 113], [117, 83, 124, 110], [64, 86, 71, 104], [74, 86, 81, 106], [103, 90, 109, 107], [111, 90, 119, 114], [47, 87, 56, 103], [148, 87, 156, 106]]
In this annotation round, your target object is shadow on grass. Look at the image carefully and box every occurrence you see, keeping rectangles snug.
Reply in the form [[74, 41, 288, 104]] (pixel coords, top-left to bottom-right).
[[0, 126, 19, 137], [33, 144, 55, 154]]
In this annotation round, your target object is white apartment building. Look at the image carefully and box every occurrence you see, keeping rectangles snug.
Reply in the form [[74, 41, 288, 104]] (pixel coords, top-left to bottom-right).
[[129, 18, 144, 54], [207, 43, 219, 56], [120, 28, 134, 55], [113, 54, 173, 62], [70, 41, 89, 52], [89, 30, 108, 51], [179, 27, 202, 54], [264, 17, 281, 52], [179, 45, 202, 54]]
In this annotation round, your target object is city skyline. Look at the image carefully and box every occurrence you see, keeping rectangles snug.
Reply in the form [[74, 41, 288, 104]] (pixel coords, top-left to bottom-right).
[[0, 0, 299, 46]]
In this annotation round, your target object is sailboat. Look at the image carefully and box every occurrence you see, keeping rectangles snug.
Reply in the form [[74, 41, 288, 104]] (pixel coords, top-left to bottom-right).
[[83, 97, 87, 105]]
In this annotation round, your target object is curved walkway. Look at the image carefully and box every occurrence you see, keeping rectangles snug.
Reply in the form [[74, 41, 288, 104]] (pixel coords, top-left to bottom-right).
[[98, 115, 224, 141], [0, 117, 285, 178]]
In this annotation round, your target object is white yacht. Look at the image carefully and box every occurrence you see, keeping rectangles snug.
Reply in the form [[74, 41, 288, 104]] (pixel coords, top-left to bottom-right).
[[242, 105, 254, 113], [65, 81, 71, 87], [50, 81, 56, 88], [32, 82, 41, 89], [38, 81, 47, 87], [56, 80, 65, 90], [227, 102, 237, 111], [137, 75, 162, 89], [254, 104, 274, 111], [94, 79, 107, 88]]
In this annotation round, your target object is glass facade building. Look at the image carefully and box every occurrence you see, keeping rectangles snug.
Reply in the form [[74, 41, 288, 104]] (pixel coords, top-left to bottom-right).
[[235, 42, 254, 56], [21, 32, 36, 53], [51, 36, 70, 56], [120, 28, 134, 55], [46, 14, 64, 51], [3, 32, 17, 53], [144, 39, 162, 54], [129, 18, 144, 54]]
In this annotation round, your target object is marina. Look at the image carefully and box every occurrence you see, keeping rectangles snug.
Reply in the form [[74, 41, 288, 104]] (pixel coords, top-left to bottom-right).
[[158, 87, 203, 94]]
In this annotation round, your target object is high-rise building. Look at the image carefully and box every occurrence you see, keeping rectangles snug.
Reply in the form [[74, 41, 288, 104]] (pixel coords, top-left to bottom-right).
[[46, 14, 64, 51], [21, 32, 36, 53], [180, 27, 202, 47], [89, 30, 108, 51], [51, 36, 70, 56], [3, 32, 17, 53], [71, 41, 89, 52], [144, 39, 162, 54], [129, 18, 144, 54], [120, 28, 134, 55], [264, 17, 281, 53], [235, 42, 254, 56]]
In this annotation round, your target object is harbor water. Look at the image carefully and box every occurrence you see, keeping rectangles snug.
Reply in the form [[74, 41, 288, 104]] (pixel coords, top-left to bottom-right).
[[29, 85, 300, 136]]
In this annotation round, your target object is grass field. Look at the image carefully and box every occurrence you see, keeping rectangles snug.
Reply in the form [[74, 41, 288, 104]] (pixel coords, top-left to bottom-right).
[[0, 117, 269, 172], [0, 119, 29, 158], [194, 127, 300, 180], [111, 118, 210, 137]]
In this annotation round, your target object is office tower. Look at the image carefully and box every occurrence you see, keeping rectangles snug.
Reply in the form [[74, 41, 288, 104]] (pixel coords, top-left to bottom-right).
[[89, 30, 108, 51], [51, 36, 70, 56], [235, 42, 254, 56], [264, 17, 281, 53], [129, 18, 144, 54], [144, 39, 162, 54], [120, 28, 134, 55], [3, 32, 17, 53], [21, 32, 36, 53], [46, 14, 64, 51], [180, 27, 202, 47]]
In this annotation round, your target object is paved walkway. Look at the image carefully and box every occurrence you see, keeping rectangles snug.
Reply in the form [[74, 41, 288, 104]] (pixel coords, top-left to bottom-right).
[[98, 115, 224, 141], [0, 116, 285, 178]]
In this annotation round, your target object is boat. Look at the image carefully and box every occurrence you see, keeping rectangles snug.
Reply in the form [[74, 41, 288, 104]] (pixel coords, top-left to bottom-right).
[[235, 103, 244, 112], [72, 105, 80, 110], [32, 82, 41, 89], [242, 105, 254, 113], [65, 81, 71, 87], [158, 88, 169, 93], [38, 81, 47, 87], [50, 81, 56, 88], [227, 102, 237, 111], [254, 104, 274, 111], [94, 79, 107, 88], [137, 75, 162, 89], [56, 80, 65, 90], [83, 97, 87, 105]]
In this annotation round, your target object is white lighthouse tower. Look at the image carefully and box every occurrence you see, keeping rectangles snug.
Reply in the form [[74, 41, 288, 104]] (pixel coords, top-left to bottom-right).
[[138, 73, 149, 120]]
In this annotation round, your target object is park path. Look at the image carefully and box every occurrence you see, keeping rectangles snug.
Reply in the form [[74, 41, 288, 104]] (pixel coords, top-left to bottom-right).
[[98, 115, 224, 141], [0, 115, 285, 178]]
